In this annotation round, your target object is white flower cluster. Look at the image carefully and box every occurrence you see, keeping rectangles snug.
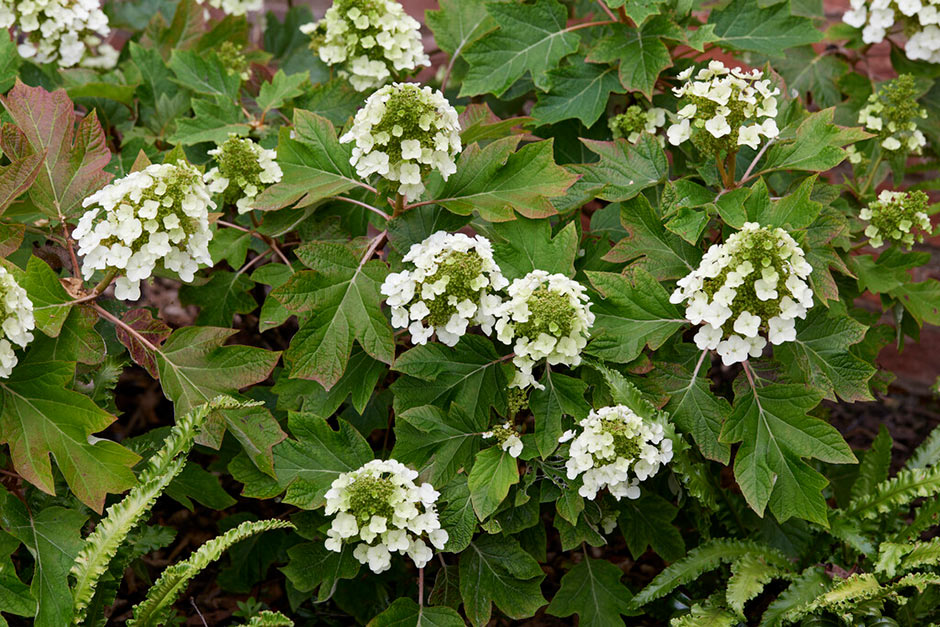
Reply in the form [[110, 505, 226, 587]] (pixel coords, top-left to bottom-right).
[[609, 105, 666, 144], [324, 459, 448, 574], [381, 231, 507, 346], [300, 0, 429, 92], [670, 222, 814, 366], [861, 189, 932, 249], [844, 0, 940, 62], [482, 422, 524, 458], [0, 0, 118, 68], [493, 271, 594, 390], [341, 83, 461, 201], [667, 61, 780, 153], [857, 75, 928, 154], [0, 267, 34, 379], [559, 405, 673, 501], [205, 136, 282, 214], [195, 0, 263, 15], [75, 163, 215, 301]]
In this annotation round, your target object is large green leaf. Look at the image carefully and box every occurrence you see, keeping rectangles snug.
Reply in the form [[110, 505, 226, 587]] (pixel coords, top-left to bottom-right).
[[586, 269, 685, 363], [0, 81, 112, 220], [155, 326, 281, 413], [0, 152, 43, 217], [0, 356, 139, 512], [427, 137, 577, 221], [546, 558, 635, 626], [425, 0, 496, 58], [587, 18, 678, 97], [757, 109, 869, 175], [720, 383, 856, 525], [273, 413, 374, 509], [529, 368, 590, 458], [568, 135, 669, 203], [460, 0, 580, 96], [23, 255, 73, 337], [774, 307, 875, 402], [275, 241, 393, 389], [254, 110, 362, 211], [617, 492, 686, 561], [391, 405, 484, 487], [467, 446, 519, 520], [179, 271, 257, 327], [709, 0, 822, 56], [0, 498, 85, 627], [369, 598, 464, 627], [256, 70, 307, 115], [531, 59, 625, 126], [167, 48, 240, 100], [168, 96, 250, 145], [0, 32, 21, 93], [281, 538, 359, 602], [458, 535, 546, 626], [487, 216, 578, 280], [775, 46, 850, 109], [391, 335, 510, 426], [605, 194, 702, 280]]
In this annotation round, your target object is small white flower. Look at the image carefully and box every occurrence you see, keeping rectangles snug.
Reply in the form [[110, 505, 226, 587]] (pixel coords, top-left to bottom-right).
[[4, 0, 116, 67], [195, 0, 263, 15], [0, 268, 34, 379]]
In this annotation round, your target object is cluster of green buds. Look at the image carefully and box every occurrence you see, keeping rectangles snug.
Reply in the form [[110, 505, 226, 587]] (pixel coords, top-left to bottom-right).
[[216, 41, 251, 81], [609, 105, 666, 143], [482, 422, 523, 458], [205, 135, 283, 214], [861, 190, 932, 249], [857, 74, 927, 154]]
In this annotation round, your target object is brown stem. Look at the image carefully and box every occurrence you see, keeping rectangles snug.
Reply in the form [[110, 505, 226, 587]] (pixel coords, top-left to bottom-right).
[[92, 267, 119, 296], [93, 303, 160, 353], [418, 567, 425, 608], [331, 196, 391, 221], [393, 194, 405, 218], [58, 211, 80, 278], [358, 231, 387, 271], [564, 19, 616, 33], [596, 0, 618, 21]]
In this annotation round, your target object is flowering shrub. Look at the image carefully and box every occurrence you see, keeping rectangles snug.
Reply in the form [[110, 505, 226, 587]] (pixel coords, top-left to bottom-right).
[[0, 0, 939, 625]]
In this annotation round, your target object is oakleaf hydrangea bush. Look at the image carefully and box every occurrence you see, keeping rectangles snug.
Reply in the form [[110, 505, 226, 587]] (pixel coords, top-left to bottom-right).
[[0, 0, 940, 625]]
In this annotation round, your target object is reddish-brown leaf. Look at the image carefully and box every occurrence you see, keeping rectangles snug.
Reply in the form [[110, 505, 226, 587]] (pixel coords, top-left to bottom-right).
[[0, 80, 112, 219], [0, 152, 43, 215], [115, 308, 172, 378]]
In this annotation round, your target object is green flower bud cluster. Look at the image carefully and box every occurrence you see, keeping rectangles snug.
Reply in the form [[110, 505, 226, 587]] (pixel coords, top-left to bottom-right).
[[609, 105, 666, 143], [482, 422, 523, 458], [861, 189, 932, 249], [205, 135, 282, 214], [216, 42, 250, 81], [858, 74, 927, 154]]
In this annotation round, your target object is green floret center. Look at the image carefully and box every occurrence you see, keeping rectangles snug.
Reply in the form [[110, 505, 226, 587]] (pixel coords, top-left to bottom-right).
[[610, 105, 648, 139], [346, 475, 397, 523], [701, 228, 789, 335], [516, 287, 575, 339], [872, 74, 924, 139], [217, 42, 249, 78], [870, 190, 930, 248], [216, 138, 265, 204], [594, 419, 642, 465], [420, 250, 484, 327], [372, 85, 438, 166], [683, 88, 748, 157]]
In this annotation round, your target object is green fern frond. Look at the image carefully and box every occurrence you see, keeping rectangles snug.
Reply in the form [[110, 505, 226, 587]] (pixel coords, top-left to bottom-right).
[[899, 538, 940, 573], [875, 542, 914, 578], [727, 553, 791, 617], [241, 611, 294, 626], [892, 496, 940, 543], [759, 567, 830, 627], [670, 603, 738, 626], [128, 518, 295, 627], [851, 425, 892, 502], [846, 466, 940, 520], [906, 423, 940, 470], [802, 574, 884, 618], [631, 539, 790, 607], [70, 396, 257, 625], [890, 571, 940, 593]]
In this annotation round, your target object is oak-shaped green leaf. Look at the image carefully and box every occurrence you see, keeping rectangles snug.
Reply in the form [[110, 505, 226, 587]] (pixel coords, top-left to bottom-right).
[[587, 18, 679, 97], [168, 96, 250, 145], [0, 32, 21, 93], [29, 305, 105, 366], [0, 81, 112, 220], [274, 413, 374, 509], [256, 70, 307, 115], [460, 0, 580, 96], [427, 137, 577, 221], [709, 0, 822, 56], [530, 368, 590, 458], [254, 110, 361, 211], [426, 0, 496, 58], [568, 135, 669, 203], [720, 383, 856, 525], [547, 558, 635, 626], [757, 108, 869, 175], [775, 307, 875, 402], [275, 241, 393, 389], [392, 405, 484, 487], [281, 540, 359, 603], [168, 48, 240, 100], [605, 194, 702, 280], [487, 216, 578, 280], [775, 46, 850, 109], [531, 59, 625, 126], [368, 598, 464, 627], [603, 0, 667, 24], [179, 271, 257, 327], [458, 535, 546, 626], [467, 446, 519, 520], [155, 326, 281, 413], [437, 477, 477, 553], [0, 152, 43, 216], [650, 348, 731, 464], [617, 492, 686, 561], [23, 256, 72, 337], [586, 268, 685, 363], [391, 335, 510, 426], [0, 497, 85, 627]]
